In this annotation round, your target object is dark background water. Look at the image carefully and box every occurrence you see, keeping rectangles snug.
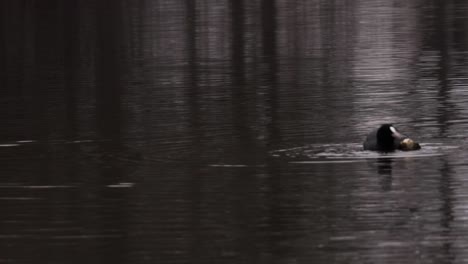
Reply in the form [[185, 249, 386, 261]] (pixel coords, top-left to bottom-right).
[[2, 1, 468, 263]]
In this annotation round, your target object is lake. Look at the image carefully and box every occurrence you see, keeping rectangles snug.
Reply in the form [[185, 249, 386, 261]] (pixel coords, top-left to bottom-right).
[[2, 0, 468, 263]]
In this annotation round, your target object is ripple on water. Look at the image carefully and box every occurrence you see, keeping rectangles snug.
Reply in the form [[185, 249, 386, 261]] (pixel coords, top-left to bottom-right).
[[0, 139, 102, 148], [0, 143, 21, 147], [270, 143, 458, 163]]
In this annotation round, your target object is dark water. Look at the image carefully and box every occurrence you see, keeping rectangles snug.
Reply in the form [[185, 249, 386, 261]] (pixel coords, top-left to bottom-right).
[[2, 1, 468, 263]]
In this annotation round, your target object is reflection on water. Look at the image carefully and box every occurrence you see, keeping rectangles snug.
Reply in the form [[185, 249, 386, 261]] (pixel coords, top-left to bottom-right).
[[2, 0, 468, 263]]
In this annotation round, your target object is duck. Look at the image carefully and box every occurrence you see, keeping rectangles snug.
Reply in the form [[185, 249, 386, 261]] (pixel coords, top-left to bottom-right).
[[363, 124, 420, 151]]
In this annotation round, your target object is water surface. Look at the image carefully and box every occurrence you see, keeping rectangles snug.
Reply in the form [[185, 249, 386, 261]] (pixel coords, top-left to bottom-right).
[[2, 1, 468, 263]]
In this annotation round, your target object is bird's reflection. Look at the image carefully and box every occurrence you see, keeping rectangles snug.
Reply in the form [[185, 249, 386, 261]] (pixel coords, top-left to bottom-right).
[[376, 158, 394, 191]]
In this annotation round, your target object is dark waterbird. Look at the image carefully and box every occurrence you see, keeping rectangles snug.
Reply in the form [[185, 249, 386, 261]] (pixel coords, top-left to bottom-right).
[[363, 124, 421, 152]]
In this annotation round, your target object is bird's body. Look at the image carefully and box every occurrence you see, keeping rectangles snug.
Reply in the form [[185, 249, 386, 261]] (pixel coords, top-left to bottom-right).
[[363, 124, 416, 152]]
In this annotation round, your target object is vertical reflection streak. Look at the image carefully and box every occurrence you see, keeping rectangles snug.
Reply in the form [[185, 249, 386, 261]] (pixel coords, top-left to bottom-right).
[[186, 1, 204, 262], [261, 0, 280, 148], [231, 0, 254, 160], [63, 1, 78, 140], [96, 0, 122, 141]]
